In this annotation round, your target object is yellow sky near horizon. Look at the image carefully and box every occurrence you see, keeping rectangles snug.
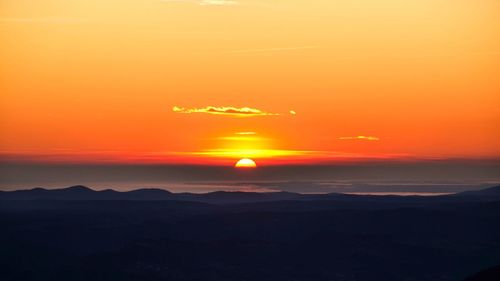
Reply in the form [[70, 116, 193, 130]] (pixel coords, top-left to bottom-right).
[[1, 0, 499, 165]]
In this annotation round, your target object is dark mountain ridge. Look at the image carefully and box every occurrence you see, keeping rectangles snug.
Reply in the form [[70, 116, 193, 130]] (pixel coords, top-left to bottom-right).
[[1, 185, 500, 281], [456, 185, 500, 196], [1, 185, 499, 204]]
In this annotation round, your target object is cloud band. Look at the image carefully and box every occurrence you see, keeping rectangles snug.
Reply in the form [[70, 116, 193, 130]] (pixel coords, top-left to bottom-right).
[[173, 106, 281, 117]]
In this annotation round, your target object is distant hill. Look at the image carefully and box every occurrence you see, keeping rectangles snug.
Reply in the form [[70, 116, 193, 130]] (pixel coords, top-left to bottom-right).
[[2, 186, 500, 281], [0, 185, 174, 201], [453, 186, 500, 201], [0, 185, 307, 203], [455, 186, 500, 197], [464, 265, 500, 281], [1, 185, 500, 204]]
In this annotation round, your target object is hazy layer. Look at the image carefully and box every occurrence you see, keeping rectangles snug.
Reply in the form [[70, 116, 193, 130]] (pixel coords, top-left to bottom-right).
[[1, 161, 499, 193]]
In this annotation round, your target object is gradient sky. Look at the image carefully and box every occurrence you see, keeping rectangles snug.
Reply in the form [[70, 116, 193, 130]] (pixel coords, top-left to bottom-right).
[[1, 0, 499, 166]]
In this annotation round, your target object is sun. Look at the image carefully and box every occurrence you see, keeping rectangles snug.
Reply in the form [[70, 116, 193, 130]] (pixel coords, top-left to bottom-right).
[[235, 158, 257, 168]]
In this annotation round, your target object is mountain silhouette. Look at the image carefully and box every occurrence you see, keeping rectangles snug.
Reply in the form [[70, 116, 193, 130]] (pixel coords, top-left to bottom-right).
[[456, 185, 500, 197], [2, 185, 500, 203], [1, 185, 500, 281], [464, 265, 500, 281], [0, 185, 175, 201]]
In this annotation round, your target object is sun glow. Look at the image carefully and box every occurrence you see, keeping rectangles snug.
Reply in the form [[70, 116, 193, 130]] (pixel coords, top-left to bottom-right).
[[183, 149, 312, 159], [235, 158, 257, 168]]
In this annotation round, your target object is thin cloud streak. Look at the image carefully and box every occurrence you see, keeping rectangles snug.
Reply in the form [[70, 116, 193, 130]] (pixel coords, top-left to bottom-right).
[[199, 0, 238, 5], [173, 106, 280, 117], [160, 0, 238, 6], [175, 149, 316, 158], [0, 17, 93, 24], [223, 45, 320, 54], [338, 136, 380, 141]]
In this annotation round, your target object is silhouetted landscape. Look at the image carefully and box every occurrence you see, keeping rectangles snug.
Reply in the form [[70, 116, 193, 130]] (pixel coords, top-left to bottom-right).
[[1, 185, 500, 281]]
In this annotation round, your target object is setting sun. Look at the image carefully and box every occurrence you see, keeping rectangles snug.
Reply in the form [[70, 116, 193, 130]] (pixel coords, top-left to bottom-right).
[[235, 158, 257, 168]]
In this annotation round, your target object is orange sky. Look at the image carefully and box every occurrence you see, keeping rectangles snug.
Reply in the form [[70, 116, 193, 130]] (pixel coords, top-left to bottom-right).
[[1, 0, 499, 165]]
